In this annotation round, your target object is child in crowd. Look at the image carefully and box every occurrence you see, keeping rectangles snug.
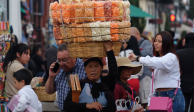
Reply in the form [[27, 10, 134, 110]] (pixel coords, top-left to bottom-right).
[[13, 69, 42, 112]]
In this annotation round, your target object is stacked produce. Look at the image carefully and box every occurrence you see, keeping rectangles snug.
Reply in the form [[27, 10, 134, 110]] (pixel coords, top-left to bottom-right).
[[49, 0, 131, 44]]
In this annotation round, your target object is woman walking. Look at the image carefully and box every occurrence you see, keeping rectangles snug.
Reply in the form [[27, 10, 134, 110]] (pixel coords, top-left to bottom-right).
[[129, 31, 185, 111]]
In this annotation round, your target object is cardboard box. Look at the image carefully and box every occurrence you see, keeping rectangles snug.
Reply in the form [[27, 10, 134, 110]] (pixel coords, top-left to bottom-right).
[[6, 95, 36, 112]]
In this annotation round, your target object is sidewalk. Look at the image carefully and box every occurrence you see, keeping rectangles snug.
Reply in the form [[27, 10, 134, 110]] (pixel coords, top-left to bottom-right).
[[42, 102, 60, 112]]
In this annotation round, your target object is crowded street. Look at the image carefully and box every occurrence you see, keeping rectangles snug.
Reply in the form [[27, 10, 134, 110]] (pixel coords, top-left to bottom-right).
[[0, 0, 194, 112]]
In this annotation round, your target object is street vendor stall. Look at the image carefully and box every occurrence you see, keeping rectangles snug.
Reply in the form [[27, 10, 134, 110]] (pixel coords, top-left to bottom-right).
[[0, 21, 14, 112]]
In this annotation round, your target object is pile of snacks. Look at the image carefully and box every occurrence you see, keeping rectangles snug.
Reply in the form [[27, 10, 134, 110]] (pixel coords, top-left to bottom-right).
[[50, 0, 131, 44], [50, 1, 130, 24]]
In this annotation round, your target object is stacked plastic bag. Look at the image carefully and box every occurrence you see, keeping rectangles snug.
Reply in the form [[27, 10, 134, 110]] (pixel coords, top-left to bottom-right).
[[50, 0, 131, 44]]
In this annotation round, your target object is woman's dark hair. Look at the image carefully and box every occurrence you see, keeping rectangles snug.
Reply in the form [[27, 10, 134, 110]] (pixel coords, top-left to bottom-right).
[[32, 46, 41, 55], [176, 37, 185, 50], [153, 31, 176, 57], [3, 43, 31, 72], [123, 36, 141, 55], [13, 69, 32, 85]]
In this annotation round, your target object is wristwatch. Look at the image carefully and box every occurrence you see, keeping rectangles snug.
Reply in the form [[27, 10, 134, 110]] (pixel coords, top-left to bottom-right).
[[136, 55, 140, 62]]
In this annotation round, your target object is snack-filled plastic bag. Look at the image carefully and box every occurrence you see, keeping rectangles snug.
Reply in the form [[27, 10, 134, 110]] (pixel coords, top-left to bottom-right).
[[70, 4, 76, 23], [61, 4, 70, 24], [94, 2, 105, 22], [118, 2, 123, 21], [50, 2, 59, 23], [123, 1, 130, 21], [112, 2, 119, 21], [56, 4, 62, 23], [100, 22, 111, 41], [76, 24, 86, 42], [84, 2, 94, 22], [104, 2, 112, 21], [75, 3, 84, 23], [72, 23, 78, 42], [111, 22, 119, 41], [53, 26, 63, 40], [124, 21, 131, 41], [118, 22, 125, 41], [60, 25, 74, 43], [83, 23, 93, 42], [65, 24, 74, 43], [90, 21, 102, 41]]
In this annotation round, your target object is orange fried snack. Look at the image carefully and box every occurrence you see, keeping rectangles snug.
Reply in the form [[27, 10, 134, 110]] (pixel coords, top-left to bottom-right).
[[51, 2, 58, 22], [56, 4, 62, 23], [76, 24, 86, 43], [94, 2, 105, 22], [112, 2, 119, 21], [110, 22, 119, 41], [75, 3, 84, 24], [84, 2, 94, 22], [104, 1, 112, 21], [62, 4, 71, 24], [70, 4, 75, 23], [53, 26, 63, 40]]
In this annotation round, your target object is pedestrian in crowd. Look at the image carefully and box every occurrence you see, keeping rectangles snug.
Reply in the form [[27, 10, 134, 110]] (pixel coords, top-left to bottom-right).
[[129, 31, 185, 112], [176, 37, 185, 51], [176, 33, 194, 112], [27, 59, 37, 77], [63, 42, 117, 112], [45, 42, 59, 82], [13, 69, 42, 112], [119, 36, 142, 94], [114, 57, 144, 112], [2, 43, 44, 99], [121, 36, 141, 56], [45, 44, 87, 111], [32, 46, 45, 77], [130, 27, 153, 108]]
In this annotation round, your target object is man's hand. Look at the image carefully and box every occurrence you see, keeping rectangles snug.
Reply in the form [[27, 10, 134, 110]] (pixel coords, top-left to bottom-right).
[[49, 62, 60, 78], [86, 102, 102, 111]]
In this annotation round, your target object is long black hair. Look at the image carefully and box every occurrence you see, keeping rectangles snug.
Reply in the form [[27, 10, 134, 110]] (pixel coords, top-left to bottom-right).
[[3, 43, 31, 72]]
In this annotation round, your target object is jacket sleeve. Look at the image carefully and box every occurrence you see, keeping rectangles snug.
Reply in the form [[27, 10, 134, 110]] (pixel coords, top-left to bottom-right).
[[30, 77, 39, 88], [13, 94, 28, 112], [63, 89, 87, 112], [139, 53, 177, 72], [106, 50, 118, 92], [140, 40, 153, 57]]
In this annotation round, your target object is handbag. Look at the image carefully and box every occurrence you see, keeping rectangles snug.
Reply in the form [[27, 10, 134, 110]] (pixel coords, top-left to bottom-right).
[[149, 71, 179, 112]]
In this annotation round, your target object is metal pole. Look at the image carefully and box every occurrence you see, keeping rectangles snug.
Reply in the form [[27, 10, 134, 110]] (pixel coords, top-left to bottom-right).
[[155, 0, 158, 36]]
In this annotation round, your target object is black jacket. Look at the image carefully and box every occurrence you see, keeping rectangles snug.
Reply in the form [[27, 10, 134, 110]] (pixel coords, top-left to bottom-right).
[[63, 50, 117, 112], [176, 45, 194, 93]]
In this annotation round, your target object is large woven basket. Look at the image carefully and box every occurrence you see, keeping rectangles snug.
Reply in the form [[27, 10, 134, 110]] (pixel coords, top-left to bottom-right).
[[33, 86, 56, 101], [66, 41, 122, 58]]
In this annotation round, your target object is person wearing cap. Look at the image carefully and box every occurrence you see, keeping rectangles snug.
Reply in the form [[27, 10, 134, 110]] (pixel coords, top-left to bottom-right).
[[63, 41, 117, 112], [114, 57, 144, 112], [176, 33, 194, 111]]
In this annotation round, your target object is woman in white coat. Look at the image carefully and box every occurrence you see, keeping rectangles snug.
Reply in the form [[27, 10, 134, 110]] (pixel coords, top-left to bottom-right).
[[129, 31, 185, 112]]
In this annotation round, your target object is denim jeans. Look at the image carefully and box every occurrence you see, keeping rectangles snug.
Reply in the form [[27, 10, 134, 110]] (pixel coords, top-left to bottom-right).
[[154, 88, 185, 112]]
